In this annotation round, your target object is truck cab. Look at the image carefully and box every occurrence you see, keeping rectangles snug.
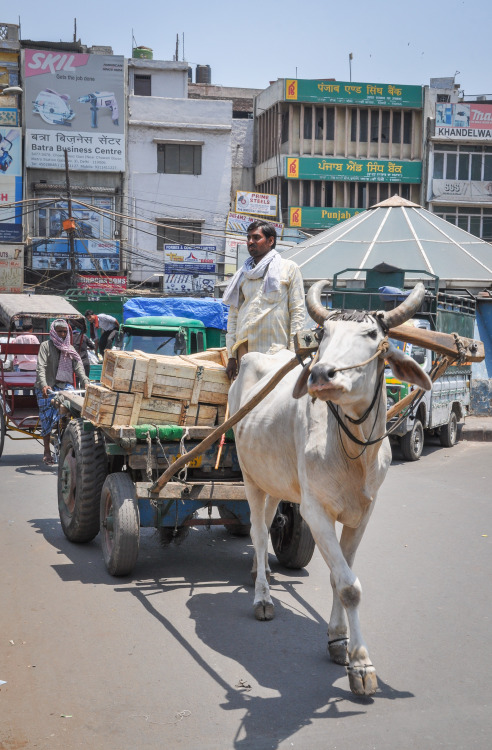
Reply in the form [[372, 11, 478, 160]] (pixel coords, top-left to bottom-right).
[[112, 315, 225, 357]]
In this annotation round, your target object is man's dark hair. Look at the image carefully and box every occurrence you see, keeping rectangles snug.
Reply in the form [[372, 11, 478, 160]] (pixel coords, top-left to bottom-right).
[[247, 220, 277, 249], [85, 309, 94, 318], [22, 323, 34, 332]]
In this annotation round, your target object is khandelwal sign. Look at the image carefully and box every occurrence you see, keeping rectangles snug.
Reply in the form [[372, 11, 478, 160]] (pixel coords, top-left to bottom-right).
[[436, 102, 492, 140], [23, 49, 125, 171]]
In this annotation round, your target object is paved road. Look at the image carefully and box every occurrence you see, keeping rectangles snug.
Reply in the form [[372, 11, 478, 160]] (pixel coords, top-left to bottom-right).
[[1, 436, 491, 749]]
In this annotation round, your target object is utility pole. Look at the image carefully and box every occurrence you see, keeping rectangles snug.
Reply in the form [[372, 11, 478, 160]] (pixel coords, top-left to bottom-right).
[[349, 53, 353, 82], [64, 149, 77, 288]]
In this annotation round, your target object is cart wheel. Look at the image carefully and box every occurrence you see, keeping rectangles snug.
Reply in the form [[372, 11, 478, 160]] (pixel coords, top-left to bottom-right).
[[400, 418, 424, 461], [58, 420, 107, 543], [0, 405, 5, 459], [270, 502, 316, 569], [439, 411, 458, 448], [217, 505, 251, 537], [100, 473, 140, 576]]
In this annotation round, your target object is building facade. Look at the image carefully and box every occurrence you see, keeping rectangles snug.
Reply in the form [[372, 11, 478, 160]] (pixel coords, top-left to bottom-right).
[[424, 77, 492, 243], [254, 78, 424, 233], [126, 55, 233, 290]]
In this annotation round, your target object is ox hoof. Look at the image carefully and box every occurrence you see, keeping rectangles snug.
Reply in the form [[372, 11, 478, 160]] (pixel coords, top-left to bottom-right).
[[347, 665, 378, 696], [328, 638, 349, 666], [251, 571, 271, 584], [254, 602, 275, 621]]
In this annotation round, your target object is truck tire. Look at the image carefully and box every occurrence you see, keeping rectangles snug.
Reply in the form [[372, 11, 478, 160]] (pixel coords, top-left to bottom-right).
[[439, 411, 458, 447], [270, 502, 316, 569], [100, 473, 140, 576], [400, 418, 424, 461], [58, 420, 107, 543]]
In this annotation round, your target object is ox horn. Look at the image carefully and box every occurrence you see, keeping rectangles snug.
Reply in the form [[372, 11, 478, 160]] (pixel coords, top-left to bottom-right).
[[381, 282, 426, 330], [306, 279, 333, 325]]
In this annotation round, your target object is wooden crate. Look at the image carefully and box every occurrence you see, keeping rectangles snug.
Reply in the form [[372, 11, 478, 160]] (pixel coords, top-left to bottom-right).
[[82, 383, 226, 429], [101, 349, 229, 406]]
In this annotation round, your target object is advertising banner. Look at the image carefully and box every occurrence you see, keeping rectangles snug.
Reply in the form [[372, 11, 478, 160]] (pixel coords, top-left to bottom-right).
[[0, 126, 23, 239], [0, 244, 23, 293], [23, 49, 125, 171], [77, 275, 127, 292], [286, 156, 422, 183], [32, 238, 120, 271], [285, 79, 422, 108], [436, 102, 492, 140], [235, 191, 278, 217], [432, 179, 492, 203], [0, 109, 19, 127], [289, 206, 364, 228], [164, 244, 217, 294], [226, 211, 284, 236]]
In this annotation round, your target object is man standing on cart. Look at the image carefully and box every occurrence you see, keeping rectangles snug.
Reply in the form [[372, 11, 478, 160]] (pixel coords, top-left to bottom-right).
[[35, 319, 89, 465], [223, 220, 306, 380], [84, 310, 119, 357]]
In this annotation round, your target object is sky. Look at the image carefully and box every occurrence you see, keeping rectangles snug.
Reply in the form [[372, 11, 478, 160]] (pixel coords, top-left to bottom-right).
[[5, 0, 491, 97]]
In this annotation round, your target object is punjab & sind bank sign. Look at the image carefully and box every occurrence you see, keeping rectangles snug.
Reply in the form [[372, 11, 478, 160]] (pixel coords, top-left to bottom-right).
[[286, 156, 421, 183], [285, 79, 422, 108]]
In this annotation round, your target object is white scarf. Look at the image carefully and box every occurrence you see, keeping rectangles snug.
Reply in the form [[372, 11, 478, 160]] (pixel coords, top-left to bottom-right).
[[222, 250, 282, 308]]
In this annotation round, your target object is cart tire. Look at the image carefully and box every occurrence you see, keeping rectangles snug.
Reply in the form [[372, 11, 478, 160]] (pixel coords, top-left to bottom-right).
[[0, 405, 5, 459], [58, 420, 107, 543], [270, 502, 316, 569], [439, 411, 458, 448], [217, 505, 251, 537], [400, 418, 424, 461], [100, 473, 140, 576]]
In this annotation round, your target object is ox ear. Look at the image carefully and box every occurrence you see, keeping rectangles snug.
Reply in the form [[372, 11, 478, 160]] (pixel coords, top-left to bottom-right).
[[292, 360, 311, 399], [385, 343, 432, 391]]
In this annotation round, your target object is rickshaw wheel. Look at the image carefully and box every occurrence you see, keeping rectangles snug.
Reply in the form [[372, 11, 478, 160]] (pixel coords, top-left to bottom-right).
[[100, 472, 140, 576], [0, 405, 5, 459], [58, 420, 107, 543], [270, 501, 316, 569]]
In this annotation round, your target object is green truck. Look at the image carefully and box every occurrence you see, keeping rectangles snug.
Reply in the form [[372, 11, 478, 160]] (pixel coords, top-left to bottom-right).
[[113, 315, 226, 356], [332, 264, 475, 461]]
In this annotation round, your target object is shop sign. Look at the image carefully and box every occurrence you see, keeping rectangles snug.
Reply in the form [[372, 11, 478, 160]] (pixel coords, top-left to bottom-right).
[[289, 206, 365, 228], [432, 179, 492, 203], [285, 79, 422, 108], [31, 238, 120, 272], [225, 211, 284, 236], [77, 275, 127, 292], [286, 156, 422, 183], [436, 102, 492, 140], [0, 244, 23, 293], [235, 191, 278, 217], [23, 49, 125, 171]]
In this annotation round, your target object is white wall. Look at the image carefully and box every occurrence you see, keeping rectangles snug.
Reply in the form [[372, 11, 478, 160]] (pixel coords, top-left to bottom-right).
[[127, 95, 232, 282]]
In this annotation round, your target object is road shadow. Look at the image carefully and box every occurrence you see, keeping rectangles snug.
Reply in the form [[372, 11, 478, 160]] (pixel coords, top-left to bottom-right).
[[29, 519, 414, 748]]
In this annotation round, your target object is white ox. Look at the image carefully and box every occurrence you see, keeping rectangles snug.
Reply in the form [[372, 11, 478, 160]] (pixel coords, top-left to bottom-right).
[[228, 281, 432, 696]]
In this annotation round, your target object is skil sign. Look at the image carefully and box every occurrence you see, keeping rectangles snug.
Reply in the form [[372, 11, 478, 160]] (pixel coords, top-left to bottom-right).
[[436, 102, 492, 140], [23, 48, 125, 172]]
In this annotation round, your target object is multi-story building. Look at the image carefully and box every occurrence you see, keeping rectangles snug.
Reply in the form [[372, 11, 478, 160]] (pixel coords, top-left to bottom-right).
[[254, 77, 424, 234], [0, 22, 23, 293], [424, 77, 492, 243], [126, 52, 233, 291], [20, 38, 125, 291]]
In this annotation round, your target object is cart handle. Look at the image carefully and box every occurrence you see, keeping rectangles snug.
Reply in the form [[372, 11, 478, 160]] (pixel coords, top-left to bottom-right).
[[149, 355, 300, 495]]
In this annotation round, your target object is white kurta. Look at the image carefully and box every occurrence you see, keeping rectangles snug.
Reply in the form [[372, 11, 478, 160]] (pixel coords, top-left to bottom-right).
[[226, 258, 305, 359]]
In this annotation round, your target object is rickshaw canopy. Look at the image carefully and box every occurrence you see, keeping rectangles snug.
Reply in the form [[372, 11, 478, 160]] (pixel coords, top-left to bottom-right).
[[0, 294, 84, 327]]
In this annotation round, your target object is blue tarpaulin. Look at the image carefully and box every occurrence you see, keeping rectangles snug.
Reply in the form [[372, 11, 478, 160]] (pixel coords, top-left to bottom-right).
[[123, 297, 229, 330]]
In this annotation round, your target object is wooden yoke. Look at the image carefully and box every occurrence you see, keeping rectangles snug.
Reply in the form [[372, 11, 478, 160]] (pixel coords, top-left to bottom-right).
[[387, 325, 484, 362]]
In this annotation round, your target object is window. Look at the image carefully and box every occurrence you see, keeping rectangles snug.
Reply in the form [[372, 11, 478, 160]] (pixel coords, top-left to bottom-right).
[[351, 109, 368, 142], [433, 144, 492, 181], [315, 107, 324, 139], [434, 207, 492, 240], [325, 107, 335, 140], [156, 220, 202, 250], [37, 196, 114, 240], [303, 106, 312, 139], [134, 74, 151, 96], [403, 112, 412, 144], [392, 111, 401, 143], [157, 144, 202, 175]]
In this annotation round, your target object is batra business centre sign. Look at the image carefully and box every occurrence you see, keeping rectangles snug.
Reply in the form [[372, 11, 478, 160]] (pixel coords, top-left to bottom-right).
[[23, 49, 125, 171], [436, 102, 492, 140]]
